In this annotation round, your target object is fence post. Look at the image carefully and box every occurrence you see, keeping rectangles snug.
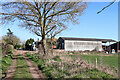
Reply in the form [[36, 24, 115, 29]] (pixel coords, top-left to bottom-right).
[[95, 58, 97, 68], [100, 56, 103, 66]]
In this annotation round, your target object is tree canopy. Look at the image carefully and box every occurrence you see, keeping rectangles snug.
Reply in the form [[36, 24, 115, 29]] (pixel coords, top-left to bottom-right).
[[2, 29, 21, 46], [25, 38, 34, 50]]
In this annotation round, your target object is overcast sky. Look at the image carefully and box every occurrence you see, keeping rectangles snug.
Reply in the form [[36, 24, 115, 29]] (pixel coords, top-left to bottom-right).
[[0, 2, 118, 42]]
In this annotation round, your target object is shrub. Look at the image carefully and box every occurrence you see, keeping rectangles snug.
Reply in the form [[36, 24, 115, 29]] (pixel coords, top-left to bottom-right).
[[14, 45, 21, 49]]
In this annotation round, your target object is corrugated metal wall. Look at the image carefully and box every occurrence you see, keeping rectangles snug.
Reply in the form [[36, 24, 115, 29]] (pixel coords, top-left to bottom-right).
[[65, 40, 102, 51]]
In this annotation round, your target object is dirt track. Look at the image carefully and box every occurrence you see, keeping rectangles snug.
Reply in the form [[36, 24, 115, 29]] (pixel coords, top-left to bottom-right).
[[4, 50, 46, 79]]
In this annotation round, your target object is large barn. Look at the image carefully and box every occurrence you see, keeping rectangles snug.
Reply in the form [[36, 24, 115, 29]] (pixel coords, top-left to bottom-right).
[[57, 37, 116, 51]]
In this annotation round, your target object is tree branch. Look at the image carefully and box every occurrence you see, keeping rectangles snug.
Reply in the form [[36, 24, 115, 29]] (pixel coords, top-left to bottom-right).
[[46, 3, 73, 19], [45, 25, 56, 35], [97, 0, 116, 14], [45, 2, 57, 15], [0, 13, 36, 17]]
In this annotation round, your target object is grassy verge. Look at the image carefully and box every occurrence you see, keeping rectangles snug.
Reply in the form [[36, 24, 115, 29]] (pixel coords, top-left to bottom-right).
[[13, 54, 33, 79], [25, 53, 50, 77], [26, 52, 113, 79], [2, 53, 14, 73], [73, 68, 113, 78], [0, 45, 2, 78], [26, 52, 60, 79], [0, 45, 2, 58]]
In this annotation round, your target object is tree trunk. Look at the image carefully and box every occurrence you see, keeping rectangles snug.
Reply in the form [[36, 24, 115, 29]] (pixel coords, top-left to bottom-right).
[[41, 34, 47, 56]]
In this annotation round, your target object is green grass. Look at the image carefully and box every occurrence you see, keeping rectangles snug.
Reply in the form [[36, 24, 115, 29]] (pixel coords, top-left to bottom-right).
[[53, 56, 61, 61], [0, 48, 1, 52], [73, 68, 113, 78], [0, 45, 1, 77], [67, 53, 118, 69], [0, 45, 2, 68], [2, 53, 13, 73], [80, 54, 118, 68], [13, 54, 33, 79]]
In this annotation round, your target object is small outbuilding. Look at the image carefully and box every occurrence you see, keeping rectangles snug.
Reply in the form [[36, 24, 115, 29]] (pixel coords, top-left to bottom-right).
[[109, 41, 120, 53], [57, 37, 116, 51]]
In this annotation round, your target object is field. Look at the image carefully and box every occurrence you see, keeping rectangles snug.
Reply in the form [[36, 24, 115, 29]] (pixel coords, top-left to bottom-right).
[[68, 53, 118, 69], [67, 52, 118, 77], [81, 54, 118, 68]]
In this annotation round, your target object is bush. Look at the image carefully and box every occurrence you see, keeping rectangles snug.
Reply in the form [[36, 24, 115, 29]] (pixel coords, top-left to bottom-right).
[[2, 44, 14, 56], [14, 45, 21, 49]]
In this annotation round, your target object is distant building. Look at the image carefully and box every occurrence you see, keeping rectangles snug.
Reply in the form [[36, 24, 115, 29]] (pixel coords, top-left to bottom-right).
[[57, 37, 116, 51], [33, 38, 58, 50], [109, 41, 120, 53]]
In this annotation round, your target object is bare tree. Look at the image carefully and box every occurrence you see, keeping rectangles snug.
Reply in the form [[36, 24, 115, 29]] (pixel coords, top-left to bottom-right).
[[1, 0, 87, 55]]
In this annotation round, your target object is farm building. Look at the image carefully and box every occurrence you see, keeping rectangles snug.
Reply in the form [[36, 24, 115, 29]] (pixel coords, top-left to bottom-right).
[[109, 41, 120, 53], [57, 37, 116, 51]]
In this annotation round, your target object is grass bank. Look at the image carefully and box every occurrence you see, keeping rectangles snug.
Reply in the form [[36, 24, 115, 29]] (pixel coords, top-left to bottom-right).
[[2, 53, 14, 73]]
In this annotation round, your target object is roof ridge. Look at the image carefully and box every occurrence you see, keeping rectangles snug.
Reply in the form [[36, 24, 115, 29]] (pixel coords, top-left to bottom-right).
[[59, 37, 116, 42]]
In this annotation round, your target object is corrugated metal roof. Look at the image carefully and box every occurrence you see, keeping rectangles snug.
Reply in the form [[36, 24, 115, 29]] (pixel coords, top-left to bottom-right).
[[59, 37, 116, 42]]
